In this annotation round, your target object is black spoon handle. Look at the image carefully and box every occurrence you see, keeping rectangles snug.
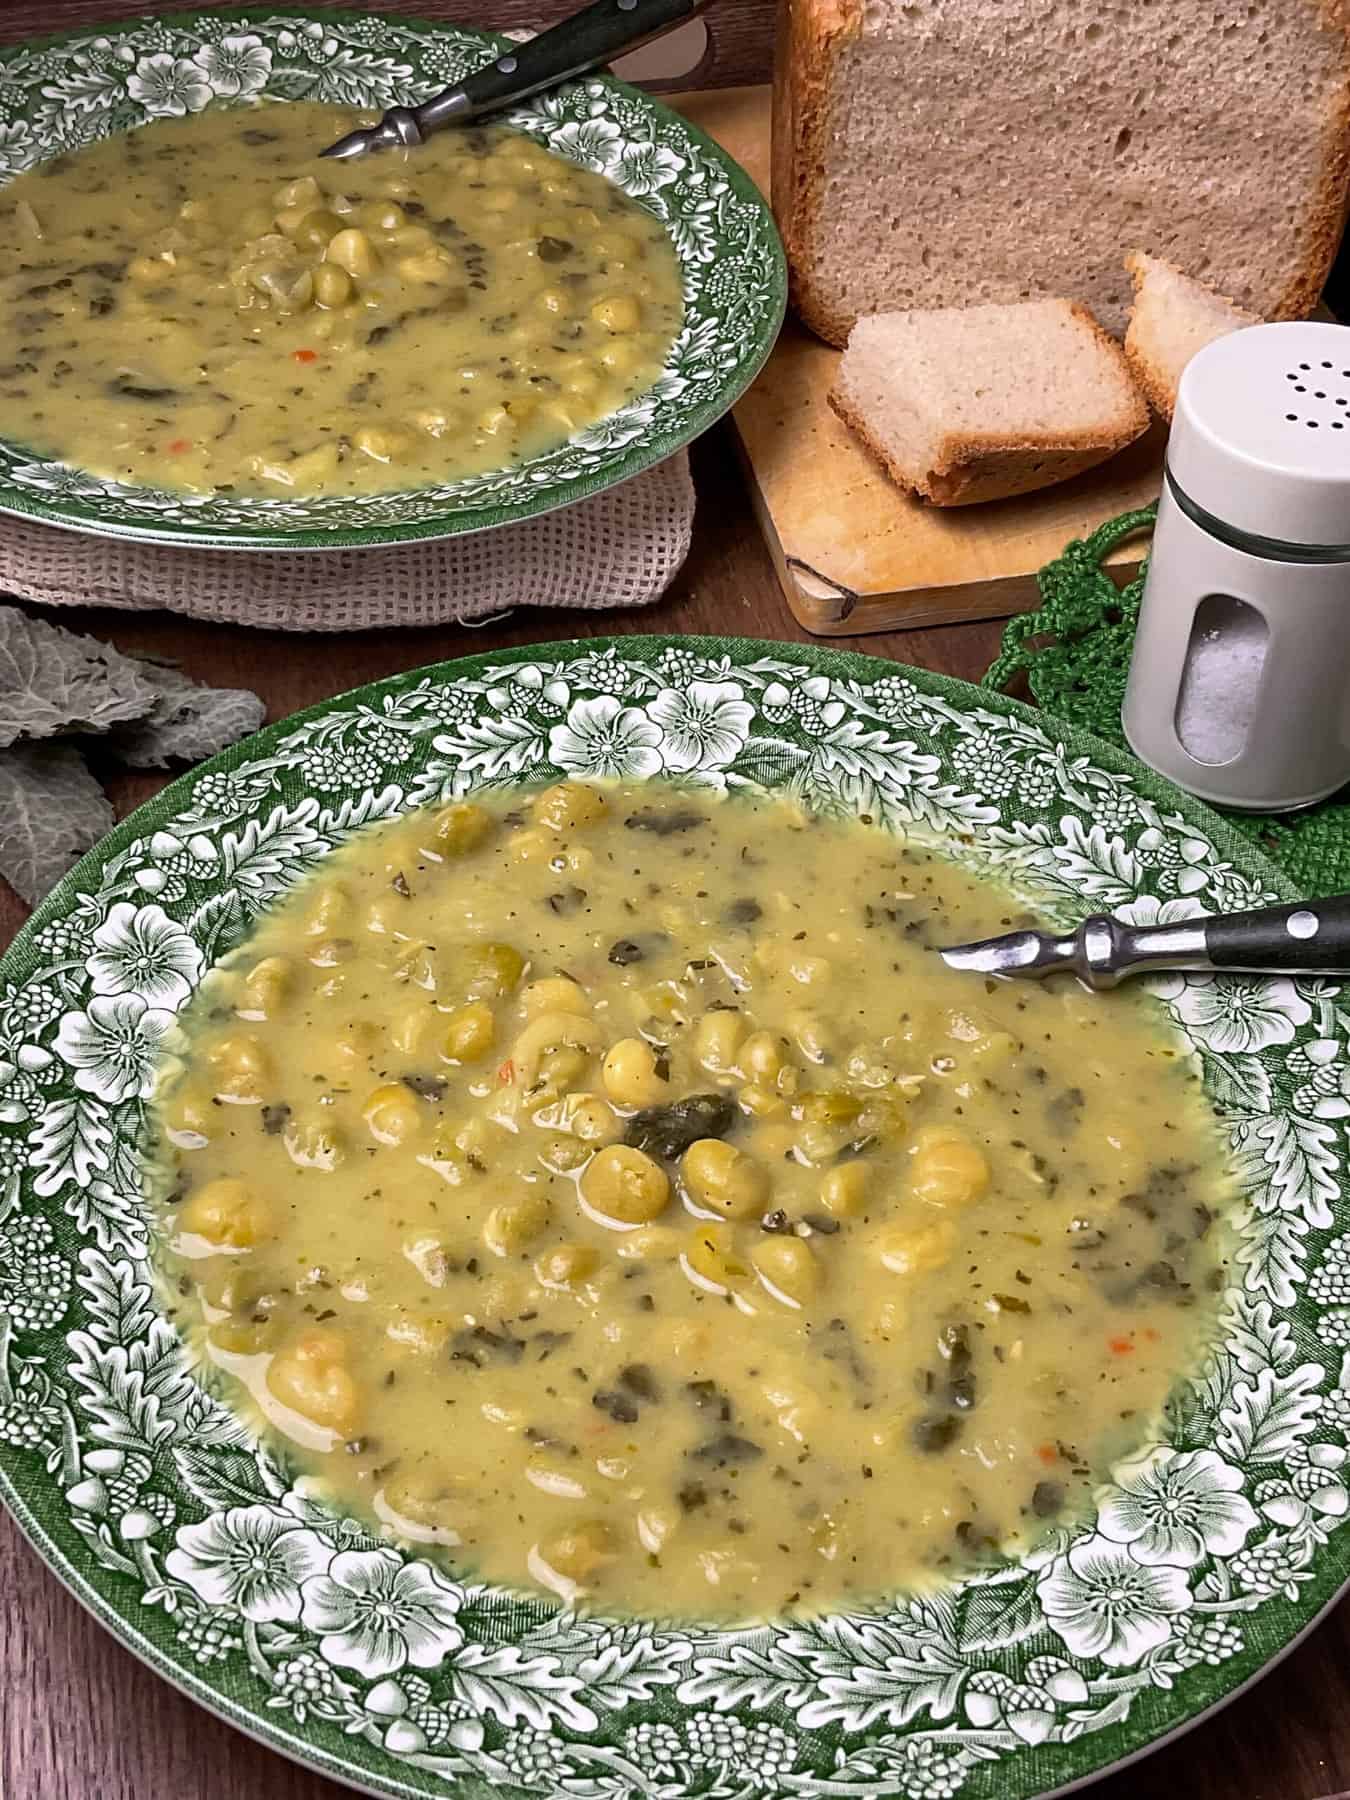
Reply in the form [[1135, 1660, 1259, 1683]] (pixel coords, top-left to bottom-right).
[[428, 0, 710, 126], [1204, 894, 1350, 973], [320, 0, 715, 157]]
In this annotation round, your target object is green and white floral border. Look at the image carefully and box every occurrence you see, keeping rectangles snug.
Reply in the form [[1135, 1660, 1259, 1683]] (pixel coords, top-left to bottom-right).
[[0, 11, 784, 549], [3, 636, 1350, 1800]]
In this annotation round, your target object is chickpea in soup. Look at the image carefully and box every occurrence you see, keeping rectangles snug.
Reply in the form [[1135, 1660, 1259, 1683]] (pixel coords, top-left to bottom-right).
[[0, 104, 683, 497], [155, 783, 1231, 1621]]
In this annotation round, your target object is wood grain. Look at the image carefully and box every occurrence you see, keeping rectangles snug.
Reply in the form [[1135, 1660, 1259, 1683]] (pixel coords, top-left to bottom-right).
[[734, 312, 1165, 633], [0, 0, 777, 87]]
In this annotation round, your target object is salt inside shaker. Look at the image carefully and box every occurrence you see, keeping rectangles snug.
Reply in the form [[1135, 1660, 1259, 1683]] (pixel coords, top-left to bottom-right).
[[1122, 320, 1350, 811]]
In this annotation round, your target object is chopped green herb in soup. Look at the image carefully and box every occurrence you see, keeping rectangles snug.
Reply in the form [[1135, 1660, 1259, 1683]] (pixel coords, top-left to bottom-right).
[[154, 783, 1231, 1620], [0, 104, 682, 497]]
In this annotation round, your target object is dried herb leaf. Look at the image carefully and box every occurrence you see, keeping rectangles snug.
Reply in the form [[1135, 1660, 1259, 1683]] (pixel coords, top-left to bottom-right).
[[0, 606, 159, 747], [0, 742, 114, 905], [912, 1413, 963, 1453], [402, 1073, 447, 1102], [617, 1363, 661, 1401], [449, 1324, 525, 1368], [624, 807, 706, 836], [624, 1093, 737, 1160], [1031, 1479, 1065, 1517], [592, 1388, 640, 1424], [723, 898, 762, 925], [687, 1432, 763, 1466], [101, 663, 265, 769]]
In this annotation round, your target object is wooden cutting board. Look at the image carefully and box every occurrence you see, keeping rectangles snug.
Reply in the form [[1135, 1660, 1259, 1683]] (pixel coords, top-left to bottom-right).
[[676, 86, 1166, 635]]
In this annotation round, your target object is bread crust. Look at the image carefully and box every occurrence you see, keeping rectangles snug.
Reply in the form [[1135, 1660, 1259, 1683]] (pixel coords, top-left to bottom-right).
[[1122, 249, 1185, 421], [826, 301, 1150, 506], [1123, 250, 1261, 420], [771, 0, 863, 346], [828, 381, 1139, 504], [1274, 0, 1350, 318], [773, 0, 1350, 343], [1122, 341, 1179, 423]]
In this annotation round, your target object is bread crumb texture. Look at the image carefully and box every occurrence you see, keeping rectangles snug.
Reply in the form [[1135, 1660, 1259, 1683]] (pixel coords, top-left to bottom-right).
[[829, 297, 1150, 504], [775, 0, 1350, 345], [1124, 250, 1261, 419]]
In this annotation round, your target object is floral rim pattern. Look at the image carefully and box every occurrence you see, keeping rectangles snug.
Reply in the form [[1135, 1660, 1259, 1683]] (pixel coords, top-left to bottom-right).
[[2, 635, 1350, 1800], [0, 10, 784, 550]]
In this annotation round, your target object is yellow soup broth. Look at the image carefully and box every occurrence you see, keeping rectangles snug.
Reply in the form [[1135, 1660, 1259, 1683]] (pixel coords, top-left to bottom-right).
[[154, 783, 1231, 1621], [0, 105, 683, 497]]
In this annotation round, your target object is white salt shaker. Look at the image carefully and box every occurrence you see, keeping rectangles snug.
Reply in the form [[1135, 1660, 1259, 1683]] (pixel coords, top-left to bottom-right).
[[1122, 320, 1350, 811]]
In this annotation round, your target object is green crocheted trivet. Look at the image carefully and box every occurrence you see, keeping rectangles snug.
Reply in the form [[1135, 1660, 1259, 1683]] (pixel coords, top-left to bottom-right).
[[982, 507, 1350, 896]]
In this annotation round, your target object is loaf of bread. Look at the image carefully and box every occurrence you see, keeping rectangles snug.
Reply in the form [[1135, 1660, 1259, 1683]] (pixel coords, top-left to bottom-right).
[[773, 0, 1350, 347], [1124, 251, 1259, 420], [828, 299, 1150, 506]]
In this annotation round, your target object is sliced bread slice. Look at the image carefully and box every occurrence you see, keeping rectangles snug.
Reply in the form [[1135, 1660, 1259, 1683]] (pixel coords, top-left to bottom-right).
[[828, 299, 1150, 506], [773, 0, 1350, 347], [1124, 250, 1260, 420]]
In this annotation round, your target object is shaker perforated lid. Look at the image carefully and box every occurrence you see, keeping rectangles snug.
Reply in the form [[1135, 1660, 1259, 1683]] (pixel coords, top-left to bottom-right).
[[1169, 320, 1350, 549]]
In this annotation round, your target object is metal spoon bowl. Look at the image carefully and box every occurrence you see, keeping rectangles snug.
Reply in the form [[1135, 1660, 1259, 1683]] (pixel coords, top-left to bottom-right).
[[938, 895, 1350, 989]]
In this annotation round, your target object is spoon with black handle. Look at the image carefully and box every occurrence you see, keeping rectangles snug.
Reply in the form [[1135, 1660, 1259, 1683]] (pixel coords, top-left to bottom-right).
[[938, 894, 1350, 990], [320, 0, 713, 160]]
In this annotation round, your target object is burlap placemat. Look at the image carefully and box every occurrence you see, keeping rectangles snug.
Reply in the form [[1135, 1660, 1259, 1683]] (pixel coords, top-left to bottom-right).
[[0, 451, 694, 632]]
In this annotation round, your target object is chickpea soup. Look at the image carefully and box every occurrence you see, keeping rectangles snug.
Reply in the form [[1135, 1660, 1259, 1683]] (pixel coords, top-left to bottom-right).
[[0, 104, 682, 498], [154, 783, 1231, 1621]]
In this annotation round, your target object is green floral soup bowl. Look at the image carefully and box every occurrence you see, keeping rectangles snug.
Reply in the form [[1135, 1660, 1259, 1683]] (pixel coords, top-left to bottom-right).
[[2, 636, 1349, 1800], [0, 10, 784, 550]]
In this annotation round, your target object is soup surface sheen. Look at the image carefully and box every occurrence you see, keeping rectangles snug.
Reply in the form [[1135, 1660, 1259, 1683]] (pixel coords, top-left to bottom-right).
[[0, 104, 682, 497], [156, 783, 1229, 1620]]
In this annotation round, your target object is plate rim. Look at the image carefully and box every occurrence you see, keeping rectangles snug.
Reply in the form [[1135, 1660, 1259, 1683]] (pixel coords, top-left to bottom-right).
[[0, 7, 786, 551], [1, 635, 1300, 947]]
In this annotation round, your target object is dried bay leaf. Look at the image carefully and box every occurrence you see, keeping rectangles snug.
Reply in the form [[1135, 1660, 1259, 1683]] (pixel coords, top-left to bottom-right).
[[0, 742, 115, 906], [102, 663, 266, 769], [0, 606, 160, 746]]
